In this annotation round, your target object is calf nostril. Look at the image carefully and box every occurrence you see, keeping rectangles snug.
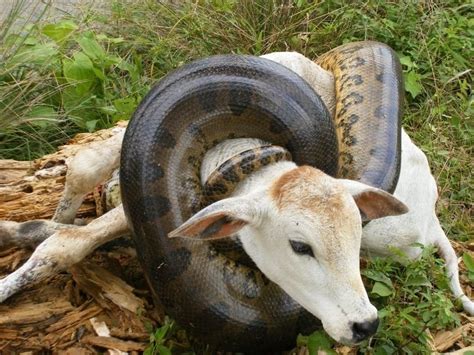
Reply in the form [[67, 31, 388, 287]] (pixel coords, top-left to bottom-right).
[[352, 317, 379, 342]]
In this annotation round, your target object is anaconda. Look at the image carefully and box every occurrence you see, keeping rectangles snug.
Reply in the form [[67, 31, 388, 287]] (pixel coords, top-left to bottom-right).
[[120, 41, 403, 352]]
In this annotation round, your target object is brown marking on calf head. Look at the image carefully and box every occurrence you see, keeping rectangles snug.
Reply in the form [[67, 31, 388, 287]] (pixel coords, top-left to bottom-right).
[[270, 166, 347, 217]]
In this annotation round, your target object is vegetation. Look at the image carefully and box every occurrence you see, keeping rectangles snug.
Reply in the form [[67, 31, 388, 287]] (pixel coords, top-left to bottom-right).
[[0, 0, 472, 353]]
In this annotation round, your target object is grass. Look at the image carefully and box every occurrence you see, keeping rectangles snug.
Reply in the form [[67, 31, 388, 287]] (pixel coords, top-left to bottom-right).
[[0, 0, 472, 353]]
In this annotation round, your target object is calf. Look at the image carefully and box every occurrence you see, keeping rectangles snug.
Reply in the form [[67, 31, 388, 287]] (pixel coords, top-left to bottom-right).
[[0, 53, 472, 345]]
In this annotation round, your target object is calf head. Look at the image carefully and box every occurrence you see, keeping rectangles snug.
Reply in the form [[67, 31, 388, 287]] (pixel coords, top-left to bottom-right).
[[169, 165, 408, 344]]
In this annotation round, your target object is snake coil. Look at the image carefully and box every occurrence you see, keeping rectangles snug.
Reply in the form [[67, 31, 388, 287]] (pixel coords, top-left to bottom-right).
[[120, 41, 403, 352]]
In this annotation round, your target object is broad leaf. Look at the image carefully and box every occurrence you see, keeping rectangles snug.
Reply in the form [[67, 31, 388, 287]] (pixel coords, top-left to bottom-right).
[[42, 20, 78, 42], [372, 282, 393, 297], [404, 70, 422, 98]]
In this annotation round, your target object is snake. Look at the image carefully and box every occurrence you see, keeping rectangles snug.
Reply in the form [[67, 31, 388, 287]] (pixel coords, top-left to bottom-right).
[[120, 41, 403, 352]]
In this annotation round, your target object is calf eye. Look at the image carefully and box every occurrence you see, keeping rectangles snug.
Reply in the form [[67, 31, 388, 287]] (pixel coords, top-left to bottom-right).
[[289, 240, 314, 257]]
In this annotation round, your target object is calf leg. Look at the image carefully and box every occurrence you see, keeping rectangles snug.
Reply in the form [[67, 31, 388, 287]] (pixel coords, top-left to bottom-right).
[[0, 205, 129, 302], [0, 220, 78, 249], [53, 129, 124, 224], [431, 220, 474, 315]]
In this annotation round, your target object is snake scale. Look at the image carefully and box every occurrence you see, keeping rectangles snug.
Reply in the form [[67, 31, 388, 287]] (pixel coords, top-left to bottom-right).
[[120, 41, 403, 352]]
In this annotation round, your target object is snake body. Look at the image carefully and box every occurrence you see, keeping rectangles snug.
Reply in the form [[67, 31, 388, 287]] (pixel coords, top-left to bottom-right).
[[120, 41, 403, 351]]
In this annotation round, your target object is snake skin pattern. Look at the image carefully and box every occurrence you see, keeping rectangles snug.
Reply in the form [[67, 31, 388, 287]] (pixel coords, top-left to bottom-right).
[[316, 41, 403, 193], [120, 41, 403, 352], [202, 145, 292, 204]]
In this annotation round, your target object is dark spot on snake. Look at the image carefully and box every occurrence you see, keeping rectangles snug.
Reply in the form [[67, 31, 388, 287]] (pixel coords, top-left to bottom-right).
[[188, 122, 207, 145], [341, 92, 363, 107], [349, 57, 366, 68], [221, 166, 240, 183], [374, 105, 385, 119], [198, 91, 218, 113], [18, 220, 47, 236], [340, 152, 354, 165], [369, 148, 377, 156], [240, 150, 256, 161], [376, 72, 385, 83], [156, 247, 192, 283], [260, 155, 270, 165], [240, 151, 256, 175], [343, 135, 357, 146], [342, 122, 357, 146], [145, 195, 171, 218], [229, 87, 251, 116], [187, 155, 199, 167], [204, 181, 228, 197], [196, 302, 230, 333], [348, 113, 360, 125], [155, 128, 176, 149], [146, 165, 164, 182], [191, 197, 203, 213], [350, 74, 363, 85], [340, 74, 363, 89], [269, 119, 285, 134], [340, 45, 362, 54]]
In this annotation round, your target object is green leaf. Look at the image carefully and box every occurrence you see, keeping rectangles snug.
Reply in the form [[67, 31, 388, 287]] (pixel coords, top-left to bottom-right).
[[405, 274, 432, 287], [113, 97, 137, 121], [155, 344, 172, 355], [378, 308, 391, 319], [306, 330, 335, 355], [463, 253, 474, 272], [296, 0, 306, 8], [10, 43, 58, 66], [404, 70, 423, 98], [42, 20, 78, 42], [154, 321, 173, 342], [63, 52, 96, 95], [27, 106, 57, 128], [77, 32, 107, 61], [399, 55, 414, 69], [296, 334, 308, 346], [85, 120, 98, 132], [371, 282, 393, 297], [363, 270, 394, 289]]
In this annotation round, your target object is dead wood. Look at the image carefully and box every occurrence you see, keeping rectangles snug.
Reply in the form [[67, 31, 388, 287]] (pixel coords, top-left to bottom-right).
[[434, 322, 474, 352], [0, 121, 127, 222], [81, 335, 147, 351], [70, 262, 145, 313]]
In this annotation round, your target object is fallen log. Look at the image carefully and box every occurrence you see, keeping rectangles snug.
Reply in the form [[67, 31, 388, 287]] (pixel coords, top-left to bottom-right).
[[0, 122, 127, 222]]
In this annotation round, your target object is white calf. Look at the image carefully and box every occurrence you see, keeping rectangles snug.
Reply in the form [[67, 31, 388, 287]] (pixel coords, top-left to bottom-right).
[[0, 53, 472, 344]]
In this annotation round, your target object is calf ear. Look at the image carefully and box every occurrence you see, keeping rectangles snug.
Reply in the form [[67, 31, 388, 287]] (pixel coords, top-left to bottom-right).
[[339, 180, 409, 222], [168, 197, 262, 240]]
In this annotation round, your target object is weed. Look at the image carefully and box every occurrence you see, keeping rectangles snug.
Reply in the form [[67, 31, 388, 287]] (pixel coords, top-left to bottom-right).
[[360, 246, 461, 354]]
